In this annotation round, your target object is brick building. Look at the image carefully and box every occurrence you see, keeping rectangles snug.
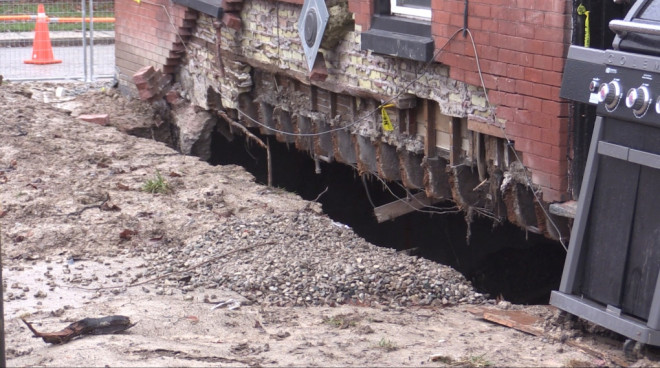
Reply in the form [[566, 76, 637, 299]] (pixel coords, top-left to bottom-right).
[[113, 0, 631, 239]]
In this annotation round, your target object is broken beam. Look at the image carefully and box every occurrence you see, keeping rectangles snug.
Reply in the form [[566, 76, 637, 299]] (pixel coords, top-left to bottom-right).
[[374, 192, 441, 223]]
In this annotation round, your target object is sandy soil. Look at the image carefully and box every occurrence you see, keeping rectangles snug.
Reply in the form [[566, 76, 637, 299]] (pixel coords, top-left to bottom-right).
[[0, 81, 657, 367]]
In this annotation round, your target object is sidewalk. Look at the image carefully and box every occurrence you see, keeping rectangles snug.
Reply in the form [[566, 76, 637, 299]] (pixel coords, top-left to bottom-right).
[[0, 30, 114, 47]]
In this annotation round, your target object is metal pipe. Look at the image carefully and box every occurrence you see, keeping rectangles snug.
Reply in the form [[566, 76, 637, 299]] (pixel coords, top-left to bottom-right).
[[90, 0, 95, 80], [610, 19, 660, 37], [0, 15, 114, 22], [463, 0, 468, 37], [81, 0, 88, 82]]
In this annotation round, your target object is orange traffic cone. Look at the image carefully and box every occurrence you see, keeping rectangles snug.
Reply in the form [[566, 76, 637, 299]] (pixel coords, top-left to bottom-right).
[[24, 4, 61, 65]]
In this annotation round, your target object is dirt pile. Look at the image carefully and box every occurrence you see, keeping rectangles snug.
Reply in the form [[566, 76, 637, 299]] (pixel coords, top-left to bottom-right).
[[0, 81, 656, 367]]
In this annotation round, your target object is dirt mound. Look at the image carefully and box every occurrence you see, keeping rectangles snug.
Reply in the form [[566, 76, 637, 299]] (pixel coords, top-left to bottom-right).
[[0, 81, 654, 367]]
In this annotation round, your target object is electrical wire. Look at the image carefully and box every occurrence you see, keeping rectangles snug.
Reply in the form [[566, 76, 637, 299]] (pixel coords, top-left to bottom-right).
[[463, 28, 569, 252], [358, 166, 461, 216], [159, 9, 568, 250], [231, 28, 465, 137]]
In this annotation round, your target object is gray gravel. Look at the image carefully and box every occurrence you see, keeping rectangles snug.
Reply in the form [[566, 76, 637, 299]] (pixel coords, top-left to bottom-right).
[[132, 211, 487, 308]]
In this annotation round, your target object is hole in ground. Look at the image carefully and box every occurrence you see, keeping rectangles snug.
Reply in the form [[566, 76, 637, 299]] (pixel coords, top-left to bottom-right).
[[209, 130, 566, 304]]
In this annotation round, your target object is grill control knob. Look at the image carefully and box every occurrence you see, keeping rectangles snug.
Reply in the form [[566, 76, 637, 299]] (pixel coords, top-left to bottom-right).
[[655, 96, 660, 115], [626, 86, 651, 116], [598, 81, 622, 110]]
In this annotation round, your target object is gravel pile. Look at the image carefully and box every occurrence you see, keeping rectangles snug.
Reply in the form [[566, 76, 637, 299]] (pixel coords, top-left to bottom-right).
[[137, 211, 487, 308]]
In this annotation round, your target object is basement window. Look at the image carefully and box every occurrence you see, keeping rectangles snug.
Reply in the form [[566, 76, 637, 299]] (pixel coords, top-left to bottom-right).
[[390, 0, 431, 19], [360, 0, 434, 62]]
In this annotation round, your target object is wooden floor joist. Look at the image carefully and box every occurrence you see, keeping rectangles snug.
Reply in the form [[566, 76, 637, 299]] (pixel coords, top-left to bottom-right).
[[374, 192, 441, 223]]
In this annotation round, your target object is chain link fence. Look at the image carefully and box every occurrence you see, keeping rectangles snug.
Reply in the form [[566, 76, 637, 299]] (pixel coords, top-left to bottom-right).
[[0, 0, 115, 81]]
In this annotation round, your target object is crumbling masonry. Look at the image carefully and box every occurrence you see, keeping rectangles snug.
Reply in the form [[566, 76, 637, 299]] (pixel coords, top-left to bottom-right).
[[115, 0, 572, 240]]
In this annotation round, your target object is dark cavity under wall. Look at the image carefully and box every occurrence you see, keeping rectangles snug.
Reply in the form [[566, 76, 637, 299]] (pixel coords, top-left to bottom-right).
[[209, 129, 566, 304]]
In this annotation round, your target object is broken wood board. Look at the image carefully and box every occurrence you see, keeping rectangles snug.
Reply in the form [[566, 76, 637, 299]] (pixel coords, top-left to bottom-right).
[[471, 307, 630, 367], [374, 192, 441, 223]]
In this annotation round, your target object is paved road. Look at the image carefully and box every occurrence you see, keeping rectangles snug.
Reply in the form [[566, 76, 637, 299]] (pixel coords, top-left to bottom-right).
[[0, 44, 115, 81]]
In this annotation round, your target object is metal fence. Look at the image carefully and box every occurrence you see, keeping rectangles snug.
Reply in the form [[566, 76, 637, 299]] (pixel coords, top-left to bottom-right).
[[0, 0, 115, 81]]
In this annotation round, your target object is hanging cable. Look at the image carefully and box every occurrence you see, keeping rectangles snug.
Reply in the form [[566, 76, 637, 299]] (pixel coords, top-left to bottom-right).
[[463, 28, 568, 252], [202, 24, 567, 250]]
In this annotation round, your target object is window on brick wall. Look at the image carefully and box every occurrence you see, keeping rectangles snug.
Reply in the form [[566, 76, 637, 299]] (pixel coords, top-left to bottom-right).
[[390, 0, 431, 19]]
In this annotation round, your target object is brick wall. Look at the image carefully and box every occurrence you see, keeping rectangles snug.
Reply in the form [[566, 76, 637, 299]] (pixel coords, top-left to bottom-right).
[[115, 0, 196, 96], [353, 0, 572, 202]]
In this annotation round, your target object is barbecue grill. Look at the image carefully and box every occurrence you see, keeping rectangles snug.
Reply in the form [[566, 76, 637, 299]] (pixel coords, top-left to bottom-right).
[[551, 0, 660, 350]]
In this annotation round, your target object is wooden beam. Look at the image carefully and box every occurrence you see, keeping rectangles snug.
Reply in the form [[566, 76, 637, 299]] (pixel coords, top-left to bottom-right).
[[467, 116, 506, 139], [374, 192, 441, 223], [476, 132, 487, 181], [330, 91, 337, 118], [450, 117, 462, 165], [311, 86, 318, 112], [395, 94, 417, 109], [424, 100, 437, 158], [407, 108, 417, 135]]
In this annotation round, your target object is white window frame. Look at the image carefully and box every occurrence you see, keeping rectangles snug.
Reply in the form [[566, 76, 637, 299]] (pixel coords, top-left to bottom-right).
[[390, 0, 431, 19]]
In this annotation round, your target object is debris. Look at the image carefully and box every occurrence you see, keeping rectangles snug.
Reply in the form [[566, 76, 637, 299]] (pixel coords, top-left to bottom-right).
[[119, 229, 137, 240], [430, 354, 454, 363], [78, 114, 110, 126], [100, 200, 121, 212], [22, 315, 135, 344], [211, 299, 241, 310], [482, 309, 543, 336]]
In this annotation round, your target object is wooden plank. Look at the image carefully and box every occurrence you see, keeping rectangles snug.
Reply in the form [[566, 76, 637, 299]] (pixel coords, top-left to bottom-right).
[[374, 192, 441, 223], [311, 86, 318, 112], [450, 117, 462, 165], [473, 307, 630, 368], [482, 309, 544, 336], [549, 200, 577, 218], [330, 92, 337, 118], [395, 94, 417, 109], [476, 132, 487, 181], [408, 108, 417, 135], [425, 100, 437, 158], [467, 116, 506, 139]]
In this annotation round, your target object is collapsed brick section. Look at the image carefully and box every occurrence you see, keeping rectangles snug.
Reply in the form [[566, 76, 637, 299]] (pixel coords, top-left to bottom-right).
[[132, 65, 173, 102], [114, 0, 572, 239], [115, 0, 197, 97]]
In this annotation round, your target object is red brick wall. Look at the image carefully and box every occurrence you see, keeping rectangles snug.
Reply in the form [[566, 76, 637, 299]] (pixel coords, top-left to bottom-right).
[[115, 0, 195, 94], [353, 0, 572, 202]]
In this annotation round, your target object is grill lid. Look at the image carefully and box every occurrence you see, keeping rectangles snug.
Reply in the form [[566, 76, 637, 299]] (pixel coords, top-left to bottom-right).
[[613, 0, 660, 56]]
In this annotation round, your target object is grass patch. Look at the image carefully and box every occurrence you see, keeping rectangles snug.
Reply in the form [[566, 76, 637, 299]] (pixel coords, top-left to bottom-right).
[[323, 314, 358, 329], [142, 171, 170, 194], [376, 337, 398, 352], [459, 354, 492, 367]]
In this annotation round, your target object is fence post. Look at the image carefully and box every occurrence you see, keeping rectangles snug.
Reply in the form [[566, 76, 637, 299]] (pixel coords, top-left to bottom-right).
[[89, 0, 95, 80], [81, 0, 88, 81]]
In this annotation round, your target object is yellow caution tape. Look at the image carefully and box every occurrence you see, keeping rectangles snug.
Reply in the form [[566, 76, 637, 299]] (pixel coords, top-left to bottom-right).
[[577, 4, 590, 48], [380, 103, 395, 132]]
